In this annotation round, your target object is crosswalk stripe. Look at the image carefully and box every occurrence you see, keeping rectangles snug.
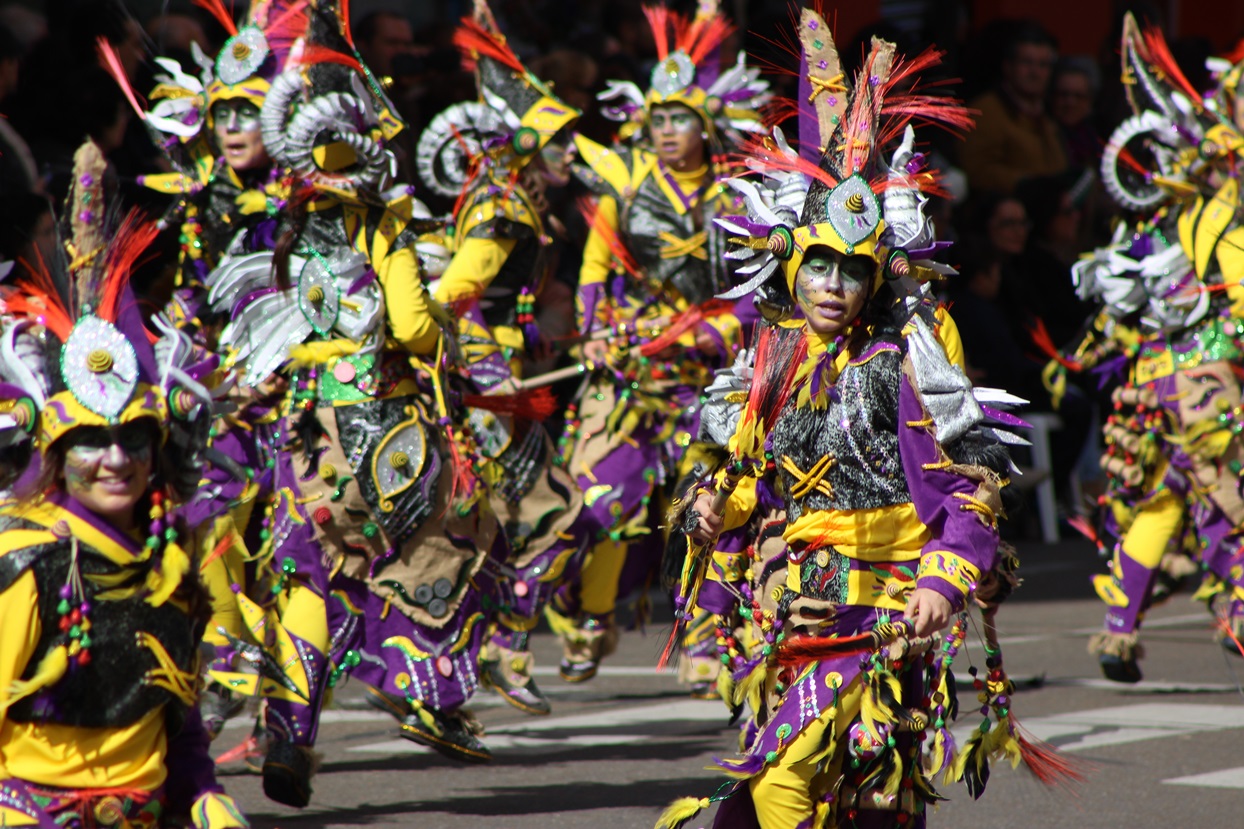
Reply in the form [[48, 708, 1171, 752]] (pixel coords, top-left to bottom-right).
[[1164, 767, 1244, 789], [346, 698, 731, 755], [954, 703, 1244, 753]]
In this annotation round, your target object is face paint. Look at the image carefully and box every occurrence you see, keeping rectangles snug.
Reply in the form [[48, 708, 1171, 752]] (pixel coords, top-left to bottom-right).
[[794, 247, 874, 336], [538, 139, 574, 187], [211, 99, 270, 172], [649, 104, 706, 171], [60, 423, 156, 531]]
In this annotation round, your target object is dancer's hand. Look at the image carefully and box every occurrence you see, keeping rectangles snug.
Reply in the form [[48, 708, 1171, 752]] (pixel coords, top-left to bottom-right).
[[905, 587, 952, 637], [582, 338, 610, 365], [687, 488, 724, 544]]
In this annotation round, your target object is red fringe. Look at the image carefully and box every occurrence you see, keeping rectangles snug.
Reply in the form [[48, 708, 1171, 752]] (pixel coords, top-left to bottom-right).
[[774, 631, 879, 666], [462, 386, 559, 421], [578, 197, 641, 278], [192, 0, 239, 37], [1064, 514, 1098, 545], [5, 289, 73, 342], [685, 15, 734, 67], [1026, 318, 1083, 371], [744, 322, 808, 431], [453, 17, 525, 75], [638, 299, 733, 357], [656, 621, 681, 670], [1015, 720, 1089, 789]]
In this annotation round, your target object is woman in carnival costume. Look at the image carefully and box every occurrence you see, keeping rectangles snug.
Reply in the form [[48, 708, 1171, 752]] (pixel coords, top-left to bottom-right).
[[200, 0, 504, 805], [415, 0, 598, 717], [0, 139, 246, 828], [552, 0, 771, 689], [100, 0, 319, 746], [1041, 15, 1244, 683], [655, 12, 1055, 828]]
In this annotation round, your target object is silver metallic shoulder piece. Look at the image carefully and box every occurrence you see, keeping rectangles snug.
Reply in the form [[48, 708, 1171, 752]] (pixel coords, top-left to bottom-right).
[[698, 347, 754, 447], [906, 315, 1029, 454]]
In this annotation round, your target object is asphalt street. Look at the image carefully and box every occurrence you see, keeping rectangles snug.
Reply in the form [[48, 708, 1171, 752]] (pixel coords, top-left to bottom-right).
[[216, 536, 1244, 828]]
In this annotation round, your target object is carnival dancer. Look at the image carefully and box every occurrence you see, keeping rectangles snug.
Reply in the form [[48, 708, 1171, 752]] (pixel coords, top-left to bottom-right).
[[652, 13, 1049, 827], [100, 0, 314, 741], [1041, 15, 1244, 682], [0, 139, 246, 828], [414, 0, 594, 716], [552, 0, 770, 689], [203, 1, 502, 804]]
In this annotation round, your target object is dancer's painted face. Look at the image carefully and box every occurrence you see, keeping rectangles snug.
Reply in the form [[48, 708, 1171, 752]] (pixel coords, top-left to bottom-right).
[[61, 422, 155, 530], [212, 98, 270, 172], [539, 138, 575, 187], [649, 103, 705, 170], [794, 246, 874, 336]]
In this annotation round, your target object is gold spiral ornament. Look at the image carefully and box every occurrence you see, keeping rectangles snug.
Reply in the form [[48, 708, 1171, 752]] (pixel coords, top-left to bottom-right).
[[86, 349, 113, 373], [845, 192, 866, 214], [307, 285, 325, 303], [232, 41, 251, 60], [389, 451, 409, 469], [320, 463, 337, 481]]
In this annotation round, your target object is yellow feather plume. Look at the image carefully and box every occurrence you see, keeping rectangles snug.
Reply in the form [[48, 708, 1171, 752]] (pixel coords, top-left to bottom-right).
[[146, 540, 191, 607], [0, 646, 69, 715], [654, 796, 710, 829]]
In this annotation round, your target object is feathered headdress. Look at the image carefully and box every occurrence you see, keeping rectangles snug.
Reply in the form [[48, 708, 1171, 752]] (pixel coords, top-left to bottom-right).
[[597, 0, 770, 146], [98, 0, 311, 146], [716, 8, 968, 304], [0, 140, 222, 455], [417, 0, 579, 198]]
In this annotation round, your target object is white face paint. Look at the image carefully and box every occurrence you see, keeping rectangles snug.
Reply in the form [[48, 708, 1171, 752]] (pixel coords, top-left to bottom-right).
[[794, 247, 875, 336], [211, 99, 270, 172], [62, 422, 156, 531], [649, 103, 705, 171]]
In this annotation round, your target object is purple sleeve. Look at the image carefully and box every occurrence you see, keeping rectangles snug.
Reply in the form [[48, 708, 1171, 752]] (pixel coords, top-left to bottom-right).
[[897, 375, 999, 612], [163, 705, 224, 814], [694, 526, 750, 615], [577, 281, 606, 337]]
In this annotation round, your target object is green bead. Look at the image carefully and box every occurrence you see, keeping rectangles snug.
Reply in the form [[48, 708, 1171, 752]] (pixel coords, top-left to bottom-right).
[[80, 633, 91, 648], [765, 750, 778, 763], [69, 625, 81, 639], [282, 557, 297, 575], [362, 522, 379, 538], [979, 720, 990, 733], [57, 599, 70, 615], [776, 724, 792, 740], [164, 528, 177, 541], [345, 650, 361, 667], [146, 536, 160, 549], [258, 529, 271, 541]]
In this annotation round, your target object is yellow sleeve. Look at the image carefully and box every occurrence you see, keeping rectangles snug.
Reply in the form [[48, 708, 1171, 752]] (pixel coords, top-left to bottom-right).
[[377, 246, 443, 356], [720, 474, 758, 534], [935, 306, 966, 370], [197, 517, 247, 651], [0, 569, 41, 776], [580, 196, 619, 288], [435, 236, 518, 306]]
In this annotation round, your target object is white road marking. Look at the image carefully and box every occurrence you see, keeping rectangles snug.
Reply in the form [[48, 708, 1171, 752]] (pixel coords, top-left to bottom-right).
[[346, 698, 732, 755], [1165, 767, 1244, 789], [953, 703, 1244, 753]]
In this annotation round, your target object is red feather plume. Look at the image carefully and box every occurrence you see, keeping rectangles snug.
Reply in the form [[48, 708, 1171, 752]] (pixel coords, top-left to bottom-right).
[[578, 197, 641, 278], [462, 386, 559, 421], [453, 17, 525, 75], [99, 213, 160, 324], [294, 44, 363, 74], [735, 134, 838, 190], [192, 0, 239, 37], [1142, 26, 1201, 105], [643, 5, 670, 60]]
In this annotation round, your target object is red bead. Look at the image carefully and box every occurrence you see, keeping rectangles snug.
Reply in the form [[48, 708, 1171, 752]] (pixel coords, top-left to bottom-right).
[[69, 609, 82, 625], [896, 812, 910, 824], [77, 651, 91, 666], [59, 617, 72, 632]]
